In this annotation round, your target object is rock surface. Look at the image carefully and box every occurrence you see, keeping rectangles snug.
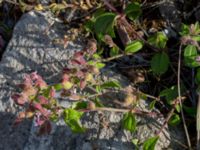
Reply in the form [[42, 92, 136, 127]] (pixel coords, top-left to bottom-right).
[[159, 0, 182, 31], [0, 11, 186, 150]]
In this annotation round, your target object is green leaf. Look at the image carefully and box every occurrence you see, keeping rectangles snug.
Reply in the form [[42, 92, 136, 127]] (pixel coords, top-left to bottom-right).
[[160, 85, 186, 107], [196, 68, 200, 84], [93, 8, 106, 18], [143, 136, 159, 150], [84, 19, 95, 34], [151, 52, 170, 75], [95, 85, 101, 93], [100, 81, 121, 89], [169, 113, 181, 126], [88, 61, 105, 69], [132, 138, 139, 149], [194, 22, 200, 34], [139, 93, 147, 100], [184, 45, 197, 57], [122, 112, 136, 132], [94, 13, 116, 38], [183, 105, 196, 117], [93, 54, 101, 59], [160, 85, 178, 105], [149, 100, 156, 110], [95, 62, 105, 69], [73, 101, 88, 110], [42, 86, 52, 98], [63, 108, 85, 133], [66, 119, 86, 133], [184, 45, 199, 67], [50, 113, 59, 122], [125, 2, 142, 21], [84, 9, 105, 34], [180, 24, 190, 36], [175, 105, 181, 113], [110, 46, 119, 56], [93, 98, 104, 107], [148, 32, 168, 49], [64, 108, 83, 121], [125, 40, 143, 54], [192, 35, 200, 42], [53, 83, 63, 91]]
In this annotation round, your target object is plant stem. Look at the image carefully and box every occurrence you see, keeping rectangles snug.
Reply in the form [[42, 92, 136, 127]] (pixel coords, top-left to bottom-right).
[[156, 107, 175, 135], [81, 107, 162, 118], [197, 94, 200, 149], [178, 44, 192, 149], [100, 53, 133, 62], [103, 0, 119, 14]]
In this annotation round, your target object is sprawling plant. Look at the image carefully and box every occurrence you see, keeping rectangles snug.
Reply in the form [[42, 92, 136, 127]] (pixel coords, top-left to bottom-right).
[[8, 0, 200, 149]]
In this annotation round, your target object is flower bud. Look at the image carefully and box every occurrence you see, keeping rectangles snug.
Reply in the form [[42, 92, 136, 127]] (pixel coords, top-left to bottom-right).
[[63, 81, 73, 90], [87, 101, 96, 110], [85, 73, 93, 82]]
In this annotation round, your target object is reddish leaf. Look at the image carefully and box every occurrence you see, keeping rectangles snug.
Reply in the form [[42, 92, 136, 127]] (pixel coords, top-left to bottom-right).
[[32, 103, 50, 117], [63, 68, 71, 74], [23, 87, 37, 97], [80, 80, 86, 90], [76, 56, 86, 65], [71, 59, 82, 65], [11, 94, 26, 106], [76, 70, 85, 78], [71, 53, 86, 65], [38, 96, 49, 105], [23, 74, 33, 88], [62, 74, 70, 82], [35, 78, 47, 89], [74, 51, 84, 57], [69, 94, 81, 100], [30, 72, 47, 89], [49, 87, 56, 97]]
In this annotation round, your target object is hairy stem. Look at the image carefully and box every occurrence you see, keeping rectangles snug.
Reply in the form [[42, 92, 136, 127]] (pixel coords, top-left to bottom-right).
[[178, 44, 192, 149], [82, 107, 162, 118], [100, 53, 133, 62]]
